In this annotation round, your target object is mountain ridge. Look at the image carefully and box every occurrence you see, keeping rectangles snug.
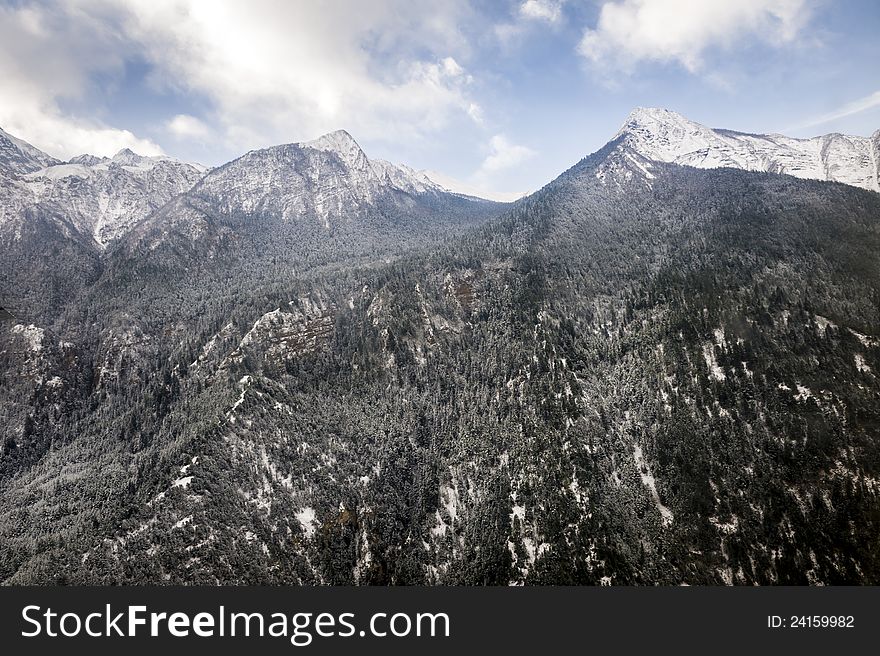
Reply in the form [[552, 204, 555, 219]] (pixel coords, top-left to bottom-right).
[[613, 107, 880, 192]]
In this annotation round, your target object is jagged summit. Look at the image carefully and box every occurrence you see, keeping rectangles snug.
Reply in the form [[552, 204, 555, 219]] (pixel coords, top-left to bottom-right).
[[610, 107, 880, 192], [300, 130, 449, 195], [303, 128, 360, 152], [301, 129, 371, 172], [68, 153, 108, 166], [620, 106, 691, 127], [109, 147, 197, 171], [111, 147, 143, 165]]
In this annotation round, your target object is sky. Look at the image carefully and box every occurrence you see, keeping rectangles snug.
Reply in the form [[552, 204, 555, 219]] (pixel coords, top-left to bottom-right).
[[0, 0, 878, 201]]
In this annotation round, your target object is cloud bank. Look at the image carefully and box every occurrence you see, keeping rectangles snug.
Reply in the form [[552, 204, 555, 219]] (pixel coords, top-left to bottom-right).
[[0, 0, 485, 159], [0, 2, 164, 158], [578, 0, 811, 73]]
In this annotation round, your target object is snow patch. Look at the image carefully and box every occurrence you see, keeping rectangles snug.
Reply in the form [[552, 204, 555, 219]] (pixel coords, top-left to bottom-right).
[[794, 384, 813, 401], [173, 515, 193, 529], [11, 324, 44, 351], [633, 444, 674, 526], [814, 315, 837, 336], [296, 507, 318, 538], [702, 343, 726, 381], [849, 328, 877, 347]]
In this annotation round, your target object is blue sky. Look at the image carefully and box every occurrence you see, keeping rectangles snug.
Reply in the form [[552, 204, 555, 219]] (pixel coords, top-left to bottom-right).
[[1, 0, 878, 200]]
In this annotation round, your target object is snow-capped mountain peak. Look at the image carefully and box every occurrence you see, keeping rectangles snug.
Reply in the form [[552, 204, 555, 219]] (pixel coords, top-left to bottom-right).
[[615, 107, 719, 161], [107, 147, 206, 173], [611, 107, 880, 192], [304, 129, 362, 156], [619, 106, 693, 130], [110, 147, 144, 166], [302, 129, 374, 177], [370, 159, 443, 195], [193, 129, 464, 226]]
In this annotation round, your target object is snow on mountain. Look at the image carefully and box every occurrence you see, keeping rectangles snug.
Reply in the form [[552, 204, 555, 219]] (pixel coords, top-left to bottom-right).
[[0, 127, 61, 175], [613, 107, 880, 192], [303, 131, 437, 195], [370, 159, 440, 196], [68, 154, 109, 167], [0, 130, 208, 247], [303, 130, 373, 172], [191, 129, 461, 226]]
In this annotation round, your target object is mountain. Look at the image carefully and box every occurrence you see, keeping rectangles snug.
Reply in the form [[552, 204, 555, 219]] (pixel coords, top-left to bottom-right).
[[19, 147, 207, 248], [0, 126, 501, 324], [112, 129, 501, 278], [186, 129, 449, 225], [613, 107, 880, 192], [0, 127, 207, 251], [1, 111, 879, 586], [0, 128, 210, 323], [0, 127, 60, 176]]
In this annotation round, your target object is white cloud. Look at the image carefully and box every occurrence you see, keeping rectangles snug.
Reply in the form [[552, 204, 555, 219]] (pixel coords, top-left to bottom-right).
[[0, 2, 164, 158], [493, 22, 525, 46], [578, 0, 811, 73], [441, 56, 465, 78], [519, 0, 563, 24], [466, 102, 486, 125], [496, 0, 564, 46], [0, 0, 485, 160], [477, 134, 536, 176], [424, 169, 527, 203], [791, 90, 880, 131], [166, 114, 212, 141], [98, 0, 482, 151]]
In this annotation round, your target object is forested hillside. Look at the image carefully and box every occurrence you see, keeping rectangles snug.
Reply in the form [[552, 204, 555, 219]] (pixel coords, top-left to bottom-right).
[[2, 138, 878, 584]]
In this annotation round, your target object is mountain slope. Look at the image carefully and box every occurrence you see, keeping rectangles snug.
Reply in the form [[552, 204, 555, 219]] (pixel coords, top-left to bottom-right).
[[616, 107, 880, 192], [0, 126, 506, 550]]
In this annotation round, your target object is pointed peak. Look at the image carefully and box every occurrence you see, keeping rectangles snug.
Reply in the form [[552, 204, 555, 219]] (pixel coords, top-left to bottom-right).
[[300, 129, 369, 170], [303, 129, 362, 153], [611, 107, 719, 158], [617, 107, 700, 134], [110, 148, 177, 170], [112, 147, 141, 163]]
